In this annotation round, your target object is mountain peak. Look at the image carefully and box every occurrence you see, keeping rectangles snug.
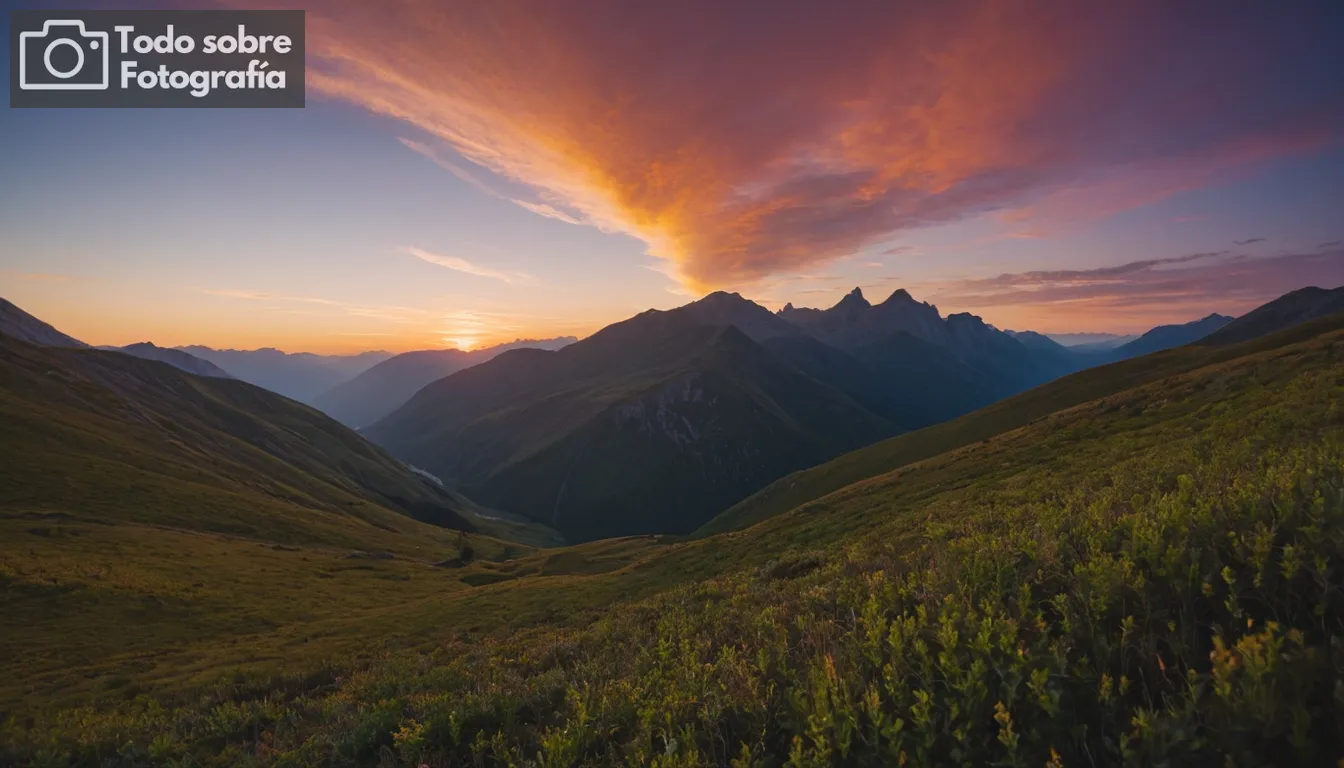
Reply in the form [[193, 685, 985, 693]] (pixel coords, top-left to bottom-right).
[[698, 290, 746, 303], [883, 288, 915, 304], [830, 287, 871, 314], [679, 290, 802, 342]]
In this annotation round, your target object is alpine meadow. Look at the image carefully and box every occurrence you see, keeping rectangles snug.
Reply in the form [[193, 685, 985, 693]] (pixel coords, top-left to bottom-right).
[[3, 2, 1344, 766]]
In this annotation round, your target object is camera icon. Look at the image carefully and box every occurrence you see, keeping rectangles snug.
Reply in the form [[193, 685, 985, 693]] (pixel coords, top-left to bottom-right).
[[18, 20, 110, 91]]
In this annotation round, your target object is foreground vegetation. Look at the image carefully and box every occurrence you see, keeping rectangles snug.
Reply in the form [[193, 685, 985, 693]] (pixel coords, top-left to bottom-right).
[[3, 323, 1343, 765]]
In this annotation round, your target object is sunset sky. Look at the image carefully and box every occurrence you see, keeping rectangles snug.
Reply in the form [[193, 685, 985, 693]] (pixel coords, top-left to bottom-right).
[[2, 1, 1343, 353]]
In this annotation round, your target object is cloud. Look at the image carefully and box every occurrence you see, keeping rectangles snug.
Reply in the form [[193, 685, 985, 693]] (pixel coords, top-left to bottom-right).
[[1234, 238, 1265, 245], [201, 288, 432, 323], [399, 137, 586, 226], [921, 248, 1344, 331], [203, 288, 342, 306], [405, 246, 533, 284], [511, 200, 584, 225], [1320, 240, 1343, 249], [398, 137, 502, 200], [233, 0, 1342, 290]]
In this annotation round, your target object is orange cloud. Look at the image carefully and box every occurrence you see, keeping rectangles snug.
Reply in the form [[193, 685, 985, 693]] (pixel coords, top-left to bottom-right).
[[242, 1, 1342, 290]]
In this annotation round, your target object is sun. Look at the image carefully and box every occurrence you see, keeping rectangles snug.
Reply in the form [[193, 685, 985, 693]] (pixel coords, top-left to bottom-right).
[[445, 336, 479, 351]]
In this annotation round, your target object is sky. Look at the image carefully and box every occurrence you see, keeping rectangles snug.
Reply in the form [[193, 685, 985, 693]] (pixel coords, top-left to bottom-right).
[[2, 0, 1343, 353]]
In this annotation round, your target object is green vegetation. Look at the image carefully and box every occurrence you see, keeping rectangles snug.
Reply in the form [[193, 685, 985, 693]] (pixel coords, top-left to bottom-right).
[[4, 311, 1342, 764], [0, 335, 480, 545]]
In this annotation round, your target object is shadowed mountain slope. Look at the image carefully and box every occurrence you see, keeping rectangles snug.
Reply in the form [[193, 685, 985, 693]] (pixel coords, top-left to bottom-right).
[[1112, 313, 1234, 358], [1201, 285, 1344, 346], [110, 342, 234, 379], [366, 307, 893, 541], [0, 332, 478, 544], [0, 297, 86, 348], [699, 299, 1344, 536], [313, 337, 577, 429]]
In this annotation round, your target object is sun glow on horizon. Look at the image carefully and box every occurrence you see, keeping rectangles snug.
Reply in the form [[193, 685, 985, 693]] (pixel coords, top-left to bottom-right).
[[444, 336, 480, 351]]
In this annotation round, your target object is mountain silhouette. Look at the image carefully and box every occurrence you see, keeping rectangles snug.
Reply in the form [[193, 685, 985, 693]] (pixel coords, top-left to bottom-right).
[[1201, 286, 1344, 346], [313, 337, 577, 428], [108, 342, 234, 379], [176, 346, 393, 402], [365, 306, 893, 541], [1113, 313, 1235, 358], [0, 297, 87, 348]]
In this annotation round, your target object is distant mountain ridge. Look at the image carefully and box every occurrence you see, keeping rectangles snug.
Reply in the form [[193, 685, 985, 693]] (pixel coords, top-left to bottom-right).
[[779, 287, 1079, 397], [1112, 313, 1235, 358], [1045, 332, 1137, 348], [104, 342, 234, 379], [313, 336, 578, 428], [176, 346, 393, 402]]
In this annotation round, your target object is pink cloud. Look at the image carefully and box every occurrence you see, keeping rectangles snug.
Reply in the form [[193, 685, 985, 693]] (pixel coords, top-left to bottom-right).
[[229, 1, 1342, 290]]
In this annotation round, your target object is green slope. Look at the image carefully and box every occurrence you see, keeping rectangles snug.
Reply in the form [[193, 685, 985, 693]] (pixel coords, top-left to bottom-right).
[[0, 332, 482, 548], [7, 293, 1342, 766], [699, 310, 1344, 536]]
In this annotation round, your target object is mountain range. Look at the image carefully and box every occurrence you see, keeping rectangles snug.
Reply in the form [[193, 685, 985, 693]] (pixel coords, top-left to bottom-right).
[[363, 287, 1238, 542], [1110, 312, 1235, 358], [100, 341, 235, 379], [1041, 331, 1137, 348], [366, 303, 897, 541], [313, 337, 578, 429], [6, 284, 1341, 766], [8, 285, 1327, 546], [175, 345, 394, 402]]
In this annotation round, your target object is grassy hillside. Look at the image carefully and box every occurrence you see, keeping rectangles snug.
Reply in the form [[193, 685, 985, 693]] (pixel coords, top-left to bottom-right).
[[369, 315, 894, 541], [700, 311, 1344, 536], [1201, 285, 1344, 346], [4, 305, 1342, 765], [0, 334, 479, 543]]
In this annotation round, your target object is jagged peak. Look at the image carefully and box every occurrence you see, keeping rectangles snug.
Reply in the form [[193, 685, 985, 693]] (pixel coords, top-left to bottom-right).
[[830, 287, 871, 313]]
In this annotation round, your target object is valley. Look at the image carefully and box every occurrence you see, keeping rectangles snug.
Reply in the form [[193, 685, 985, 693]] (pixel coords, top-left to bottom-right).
[[2, 295, 1340, 765]]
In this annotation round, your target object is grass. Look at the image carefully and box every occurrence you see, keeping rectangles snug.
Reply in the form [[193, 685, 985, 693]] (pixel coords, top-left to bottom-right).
[[3, 321, 1343, 765]]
